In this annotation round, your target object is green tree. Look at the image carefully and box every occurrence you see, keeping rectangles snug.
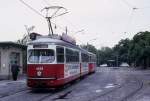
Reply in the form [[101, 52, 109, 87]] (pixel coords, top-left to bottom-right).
[[113, 38, 131, 65], [80, 44, 97, 54]]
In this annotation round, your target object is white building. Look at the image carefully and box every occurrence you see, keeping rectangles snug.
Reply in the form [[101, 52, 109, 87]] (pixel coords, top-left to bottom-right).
[[0, 42, 27, 80]]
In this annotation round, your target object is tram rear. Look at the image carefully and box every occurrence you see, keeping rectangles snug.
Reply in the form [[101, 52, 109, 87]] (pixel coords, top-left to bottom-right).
[[88, 53, 96, 74]]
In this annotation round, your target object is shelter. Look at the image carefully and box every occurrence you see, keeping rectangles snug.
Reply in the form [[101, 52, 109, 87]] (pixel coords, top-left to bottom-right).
[[0, 42, 27, 79]]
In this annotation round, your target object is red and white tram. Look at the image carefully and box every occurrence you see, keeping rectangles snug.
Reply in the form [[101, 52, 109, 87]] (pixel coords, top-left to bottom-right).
[[27, 33, 96, 88]]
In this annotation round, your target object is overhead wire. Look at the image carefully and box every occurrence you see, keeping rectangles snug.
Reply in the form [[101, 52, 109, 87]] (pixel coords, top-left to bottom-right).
[[43, 0, 51, 6], [42, 0, 85, 35], [42, 0, 75, 34], [21, 0, 94, 45], [19, 0, 45, 18], [121, 0, 150, 37], [42, 0, 77, 34], [19, 0, 70, 34], [121, 0, 136, 8], [124, 9, 135, 34], [120, 0, 138, 34]]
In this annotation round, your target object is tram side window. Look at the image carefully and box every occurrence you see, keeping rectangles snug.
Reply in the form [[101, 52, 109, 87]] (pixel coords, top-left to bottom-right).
[[66, 49, 79, 63], [81, 53, 89, 62], [56, 47, 64, 63]]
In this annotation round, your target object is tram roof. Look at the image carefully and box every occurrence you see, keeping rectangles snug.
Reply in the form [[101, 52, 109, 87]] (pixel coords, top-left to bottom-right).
[[28, 37, 96, 55], [88, 52, 96, 56], [28, 37, 86, 52]]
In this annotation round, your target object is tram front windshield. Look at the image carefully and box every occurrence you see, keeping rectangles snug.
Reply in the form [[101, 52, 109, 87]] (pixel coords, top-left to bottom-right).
[[28, 49, 55, 63]]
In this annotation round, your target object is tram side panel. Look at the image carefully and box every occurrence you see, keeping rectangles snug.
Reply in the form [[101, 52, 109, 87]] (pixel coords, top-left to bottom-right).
[[80, 53, 89, 76], [64, 48, 80, 83], [64, 63, 80, 83], [88, 62, 96, 74], [89, 63, 94, 74], [88, 54, 96, 74], [81, 62, 89, 76]]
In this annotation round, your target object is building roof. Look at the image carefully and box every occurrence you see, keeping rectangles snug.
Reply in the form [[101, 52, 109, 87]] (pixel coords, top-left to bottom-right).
[[0, 41, 27, 50]]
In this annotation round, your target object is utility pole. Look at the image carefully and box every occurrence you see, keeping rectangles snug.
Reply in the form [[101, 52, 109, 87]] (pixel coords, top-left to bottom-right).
[[116, 54, 119, 67], [87, 42, 89, 51]]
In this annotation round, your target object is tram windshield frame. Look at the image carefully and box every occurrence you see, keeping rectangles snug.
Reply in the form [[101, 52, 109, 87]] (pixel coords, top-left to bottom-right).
[[28, 49, 55, 63]]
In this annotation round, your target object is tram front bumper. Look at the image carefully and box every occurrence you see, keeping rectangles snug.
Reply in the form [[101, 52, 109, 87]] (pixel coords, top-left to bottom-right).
[[27, 78, 65, 88]]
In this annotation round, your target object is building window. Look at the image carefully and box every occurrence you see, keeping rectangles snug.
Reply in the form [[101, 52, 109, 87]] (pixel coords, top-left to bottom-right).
[[56, 46, 64, 63], [10, 52, 20, 65]]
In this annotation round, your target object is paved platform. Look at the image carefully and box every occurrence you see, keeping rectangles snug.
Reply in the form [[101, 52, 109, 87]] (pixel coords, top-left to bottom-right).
[[0, 74, 26, 87]]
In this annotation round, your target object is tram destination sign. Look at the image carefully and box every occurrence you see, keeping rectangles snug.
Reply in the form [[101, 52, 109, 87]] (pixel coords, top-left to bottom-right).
[[33, 44, 48, 48]]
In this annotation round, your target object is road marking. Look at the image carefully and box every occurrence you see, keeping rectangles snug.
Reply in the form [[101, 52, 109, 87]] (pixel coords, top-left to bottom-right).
[[95, 89, 102, 93], [104, 83, 115, 88]]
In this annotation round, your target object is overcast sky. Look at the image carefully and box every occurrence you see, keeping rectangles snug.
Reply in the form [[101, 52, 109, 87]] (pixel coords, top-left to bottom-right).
[[0, 0, 150, 49]]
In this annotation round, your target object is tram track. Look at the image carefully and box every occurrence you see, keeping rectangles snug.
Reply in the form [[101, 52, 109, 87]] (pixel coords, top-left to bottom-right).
[[36, 90, 72, 101], [0, 89, 29, 99], [0, 79, 79, 101], [0, 88, 56, 101], [36, 93, 53, 101], [37, 86, 74, 101], [36, 72, 124, 101], [121, 78, 143, 101], [0, 70, 144, 101], [87, 83, 126, 101], [37, 71, 124, 101], [37, 79, 80, 101], [88, 76, 144, 101]]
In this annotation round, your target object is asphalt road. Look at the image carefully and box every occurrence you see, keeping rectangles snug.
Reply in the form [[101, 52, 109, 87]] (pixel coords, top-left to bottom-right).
[[0, 67, 150, 101]]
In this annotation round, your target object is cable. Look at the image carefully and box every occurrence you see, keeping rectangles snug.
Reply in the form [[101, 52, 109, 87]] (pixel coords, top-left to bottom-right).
[[119, 0, 138, 34], [138, 6, 150, 9], [43, 0, 51, 6], [121, 0, 135, 8], [19, 0, 45, 18], [19, 0, 72, 34], [19, 0, 76, 35], [124, 9, 135, 34], [42, 0, 82, 34]]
